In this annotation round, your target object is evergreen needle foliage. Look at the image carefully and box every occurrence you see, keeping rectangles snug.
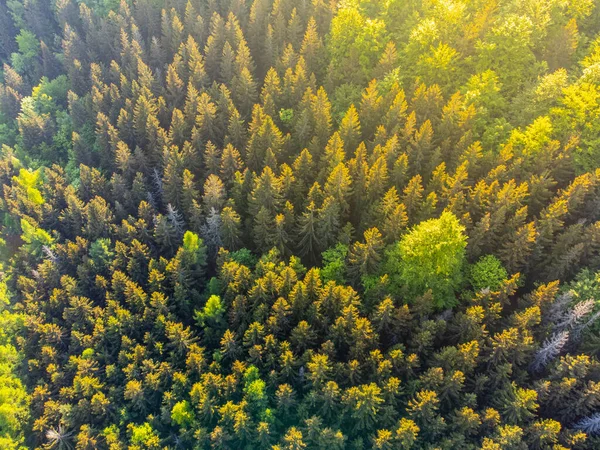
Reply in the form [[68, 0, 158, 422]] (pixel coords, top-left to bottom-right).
[[1, 0, 600, 448]]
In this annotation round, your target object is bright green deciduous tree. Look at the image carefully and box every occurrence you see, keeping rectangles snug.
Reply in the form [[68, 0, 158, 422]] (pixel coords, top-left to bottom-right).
[[327, 3, 389, 86], [171, 400, 195, 428], [386, 211, 467, 308], [470, 255, 508, 292], [14, 168, 44, 206], [10, 30, 40, 77], [321, 244, 349, 285], [129, 422, 161, 449], [20, 218, 53, 256]]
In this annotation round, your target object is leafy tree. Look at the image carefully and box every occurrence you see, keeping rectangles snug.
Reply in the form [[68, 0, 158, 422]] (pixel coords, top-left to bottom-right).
[[10, 30, 40, 82], [470, 255, 509, 292], [327, 3, 389, 86], [386, 211, 467, 308], [129, 422, 161, 449], [171, 400, 195, 428], [20, 217, 53, 257], [321, 244, 349, 285], [476, 14, 542, 97]]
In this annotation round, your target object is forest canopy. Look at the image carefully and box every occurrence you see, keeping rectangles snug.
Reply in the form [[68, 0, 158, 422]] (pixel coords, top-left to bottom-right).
[[2, 0, 600, 449]]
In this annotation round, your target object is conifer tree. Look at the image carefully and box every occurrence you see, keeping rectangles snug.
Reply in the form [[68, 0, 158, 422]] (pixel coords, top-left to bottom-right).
[[324, 162, 352, 218], [3, 3, 600, 449], [348, 227, 384, 281], [298, 200, 320, 262]]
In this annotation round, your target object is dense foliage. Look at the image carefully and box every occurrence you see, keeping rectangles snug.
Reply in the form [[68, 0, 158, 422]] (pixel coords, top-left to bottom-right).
[[2, 0, 600, 448]]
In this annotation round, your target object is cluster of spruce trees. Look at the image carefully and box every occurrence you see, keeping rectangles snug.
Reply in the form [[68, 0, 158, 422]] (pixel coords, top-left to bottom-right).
[[2, 0, 600, 448]]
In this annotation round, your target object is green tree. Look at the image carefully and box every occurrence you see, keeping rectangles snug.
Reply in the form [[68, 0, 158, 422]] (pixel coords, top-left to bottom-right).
[[348, 227, 384, 281], [0, 282, 28, 450], [470, 255, 508, 292], [322, 244, 349, 285], [327, 3, 389, 86], [195, 295, 226, 346], [297, 201, 320, 262], [220, 206, 242, 250], [129, 422, 161, 449], [476, 14, 542, 97], [343, 383, 384, 431], [10, 30, 40, 82], [386, 211, 467, 308], [171, 400, 195, 428]]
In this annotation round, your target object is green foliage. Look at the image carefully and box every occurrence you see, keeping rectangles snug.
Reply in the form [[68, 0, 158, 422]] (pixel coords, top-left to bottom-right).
[[470, 255, 508, 291], [129, 422, 160, 448], [386, 212, 467, 308], [566, 269, 600, 334], [551, 82, 600, 173], [13, 168, 44, 205], [328, 3, 389, 85], [2, 1, 600, 449], [195, 295, 225, 326], [321, 244, 349, 284], [279, 108, 294, 127], [229, 248, 258, 268], [476, 14, 541, 97], [10, 30, 39, 76], [0, 282, 28, 449], [244, 365, 267, 409], [183, 230, 201, 254], [20, 218, 52, 256], [89, 238, 114, 270], [14, 77, 72, 164], [569, 269, 600, 303], [80, 0, 120, 17], [0, 345, 29, 439], [181, 231, 208, 273], [171, 400, 195, 428], [464, 70, 507, 134], [32, 76, 69, 110], [195, 295, 226, 346]]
